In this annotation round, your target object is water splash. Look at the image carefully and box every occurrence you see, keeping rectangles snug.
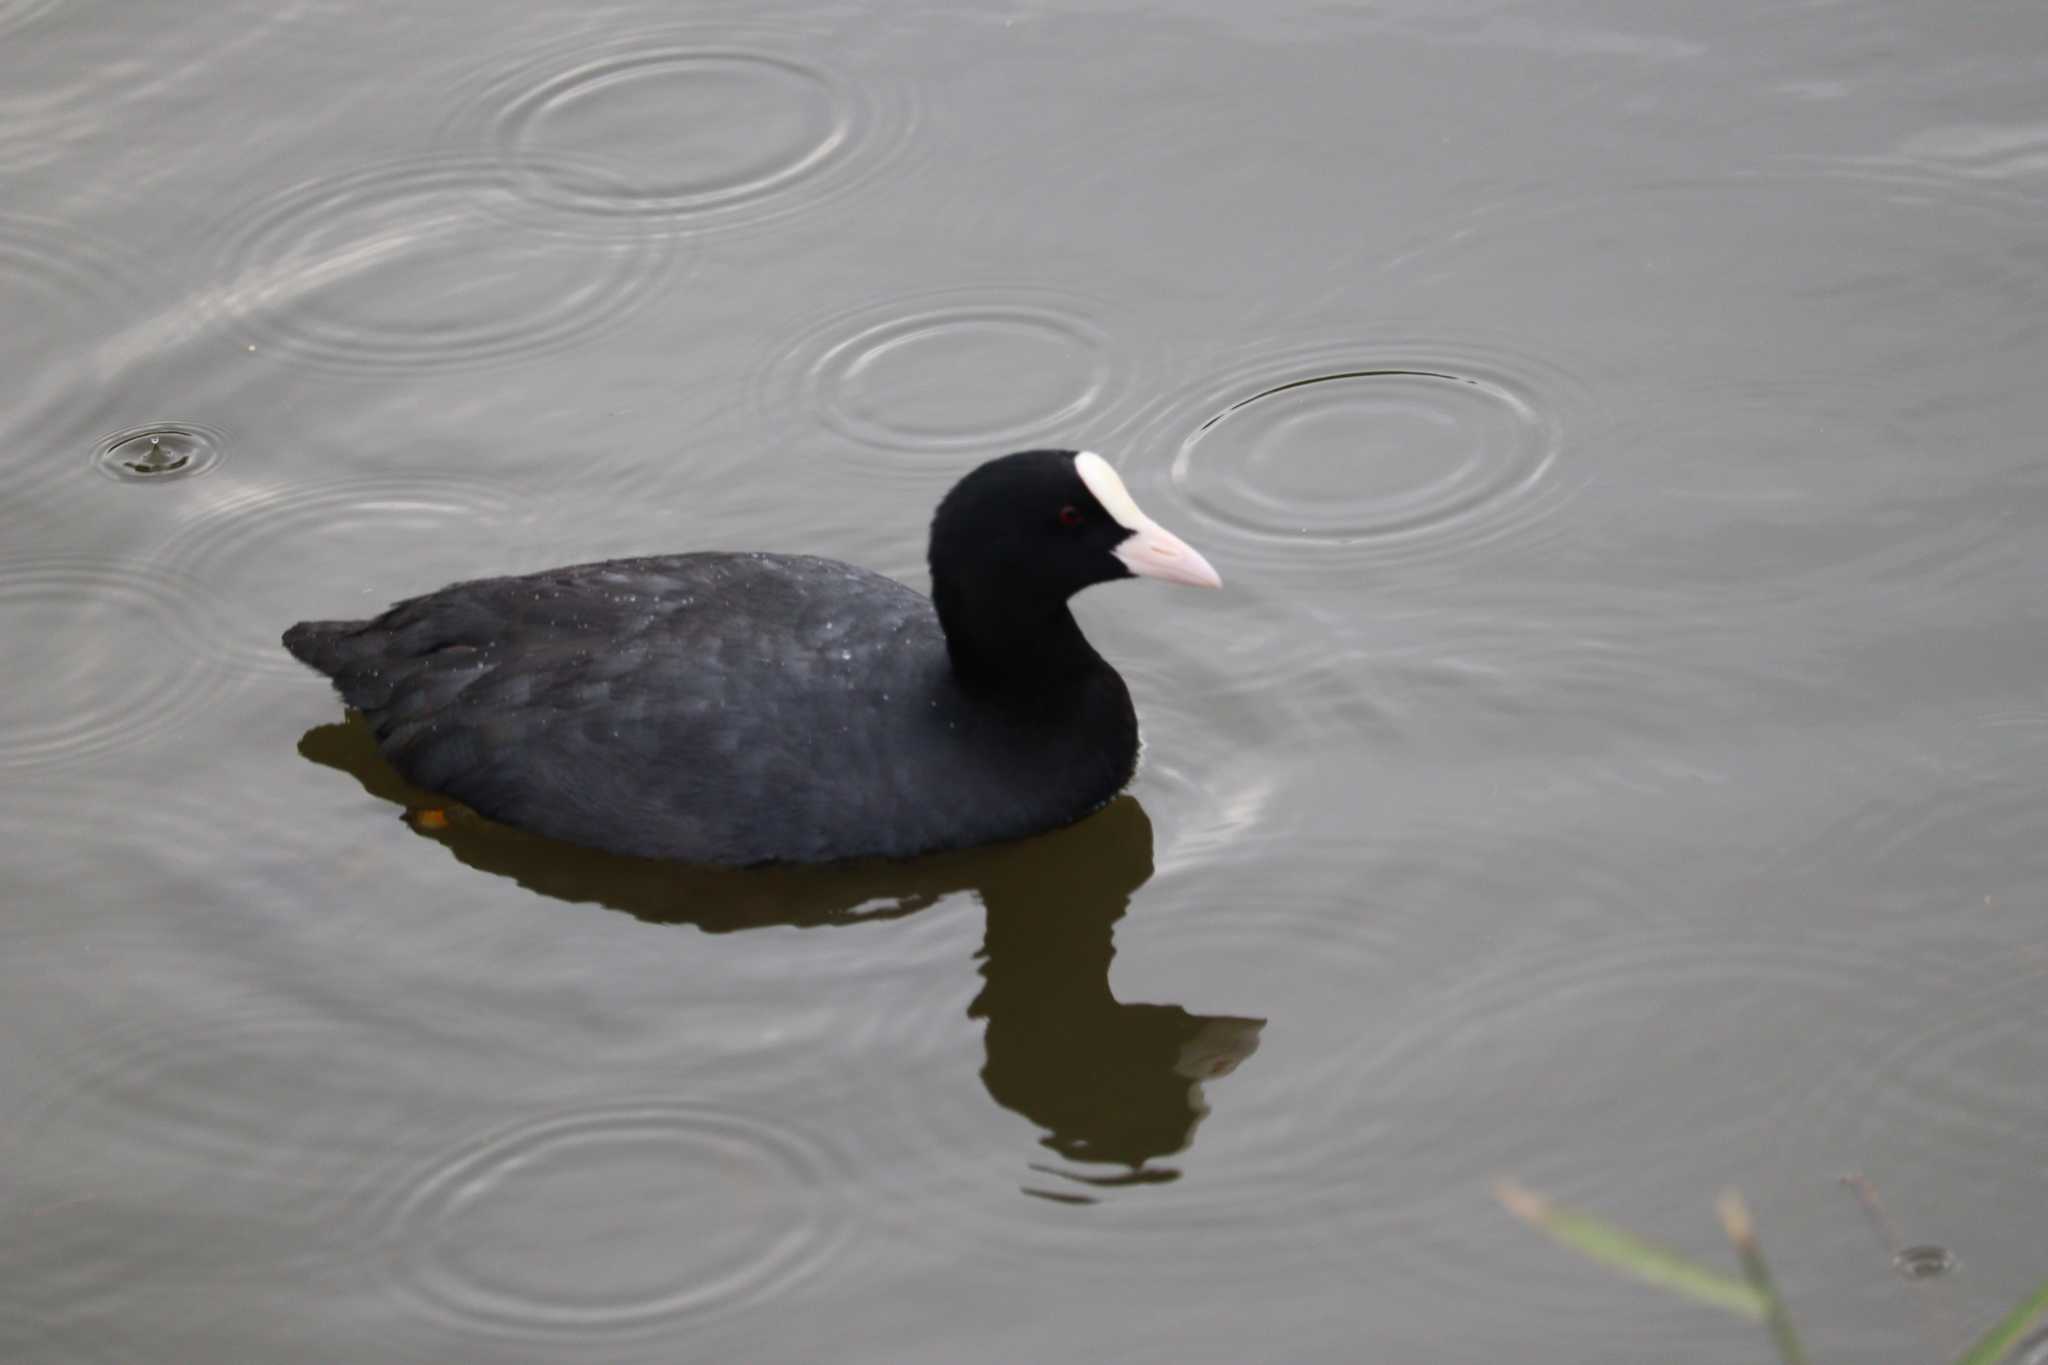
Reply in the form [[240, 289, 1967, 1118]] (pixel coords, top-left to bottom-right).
[[92, 424, 225, 483]]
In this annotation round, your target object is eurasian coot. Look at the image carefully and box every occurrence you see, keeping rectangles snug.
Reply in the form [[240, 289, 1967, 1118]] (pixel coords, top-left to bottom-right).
[[284, 449, 1220, 865]]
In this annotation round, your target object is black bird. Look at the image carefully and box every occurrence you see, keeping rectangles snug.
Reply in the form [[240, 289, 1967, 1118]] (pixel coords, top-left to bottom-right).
[[284, 449, 1221, 865]]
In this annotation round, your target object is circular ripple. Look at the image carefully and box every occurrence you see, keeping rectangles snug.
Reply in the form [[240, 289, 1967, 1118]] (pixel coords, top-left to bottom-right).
[[152, 473, 522, 681], [369, 1103, 851, 1339], [764, 289, 1139, 468], [0, 555, 227, 771], [503, 53, 841, 217], [1180, 370, 1542, 538], [92, 423, 226, 483], [447, 25, 919, 235], [213, 156, 677, 373], [1156, 338, 1574, 569]]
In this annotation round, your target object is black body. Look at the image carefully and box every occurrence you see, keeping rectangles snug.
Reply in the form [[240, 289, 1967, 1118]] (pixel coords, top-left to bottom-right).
[[284, 451, 1151, 865]]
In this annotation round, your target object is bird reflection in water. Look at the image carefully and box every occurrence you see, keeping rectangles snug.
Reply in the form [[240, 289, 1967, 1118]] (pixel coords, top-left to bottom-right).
[[300, 715, 1263, 1192]]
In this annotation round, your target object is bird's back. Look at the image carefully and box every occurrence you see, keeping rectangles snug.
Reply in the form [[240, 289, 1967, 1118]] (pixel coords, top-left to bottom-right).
[[285, 551, 1135, 863]]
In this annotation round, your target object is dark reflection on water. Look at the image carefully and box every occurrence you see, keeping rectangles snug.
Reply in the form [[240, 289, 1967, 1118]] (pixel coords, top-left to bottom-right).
[[971, 832, 1262, 1191], [300, 715, 1263, 1183]]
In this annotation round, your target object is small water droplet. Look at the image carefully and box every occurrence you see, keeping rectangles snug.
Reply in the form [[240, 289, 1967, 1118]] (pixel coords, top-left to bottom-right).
[[92, 424, 224, 482], [1893, 1244, 1956, 1280]]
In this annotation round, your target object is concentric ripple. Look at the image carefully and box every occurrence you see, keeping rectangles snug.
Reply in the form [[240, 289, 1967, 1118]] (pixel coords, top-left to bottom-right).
[[151, 472, 522, 681], [1181, 370, 1542, 536], [1145, 337, 1584, 571], [0, 555, 228, 771], [212, 156, 677, 373], [764, 288, 1140, 467], [367, 1103, 852, 1340], [445, 25, 919, 234], [92, 423, 226, 483]]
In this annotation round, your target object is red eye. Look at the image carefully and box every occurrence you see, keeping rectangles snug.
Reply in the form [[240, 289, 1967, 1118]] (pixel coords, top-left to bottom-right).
[[1058, 504, 1085, 528]]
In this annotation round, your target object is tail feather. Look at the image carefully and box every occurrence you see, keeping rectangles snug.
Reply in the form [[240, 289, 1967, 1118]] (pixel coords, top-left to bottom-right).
[[282, 619, 369, 676]]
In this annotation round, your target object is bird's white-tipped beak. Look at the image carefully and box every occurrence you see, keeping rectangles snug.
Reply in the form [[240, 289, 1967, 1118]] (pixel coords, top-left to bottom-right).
[[1113, 513, 1224, 588], [1075, 450, 1224, 589]]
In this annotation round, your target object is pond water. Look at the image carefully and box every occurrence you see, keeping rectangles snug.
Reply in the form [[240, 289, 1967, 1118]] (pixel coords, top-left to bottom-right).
[[4, 1, 2046, 1361]]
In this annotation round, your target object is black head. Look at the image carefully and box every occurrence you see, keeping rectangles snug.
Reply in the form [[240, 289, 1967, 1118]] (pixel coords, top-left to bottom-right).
[[927, 449, 1220, 680], [929, 449, 1220, 601]]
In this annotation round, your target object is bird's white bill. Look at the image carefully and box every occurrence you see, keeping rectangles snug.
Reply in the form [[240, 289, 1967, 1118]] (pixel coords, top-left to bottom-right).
[[1113, 515, 1223, 588], [1076, 450, 1223, 589]]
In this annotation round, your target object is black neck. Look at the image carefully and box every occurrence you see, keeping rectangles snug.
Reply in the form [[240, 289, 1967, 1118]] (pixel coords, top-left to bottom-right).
[[931, 579, 1107, 694]]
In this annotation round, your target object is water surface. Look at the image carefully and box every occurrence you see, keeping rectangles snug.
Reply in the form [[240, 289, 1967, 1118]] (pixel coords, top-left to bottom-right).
[[4, 1, 2047, 1361]]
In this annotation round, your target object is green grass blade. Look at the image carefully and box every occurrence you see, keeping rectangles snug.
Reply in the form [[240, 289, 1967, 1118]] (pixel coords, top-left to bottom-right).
[[1718, 1190, 1808, 1365], [1496, 1180, 1767, 1321], [1952, 1275, 2048, 1365]]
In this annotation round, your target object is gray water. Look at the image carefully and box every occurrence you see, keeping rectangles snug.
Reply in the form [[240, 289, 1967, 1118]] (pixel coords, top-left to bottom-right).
[[5, 1, 2047, 1361]]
